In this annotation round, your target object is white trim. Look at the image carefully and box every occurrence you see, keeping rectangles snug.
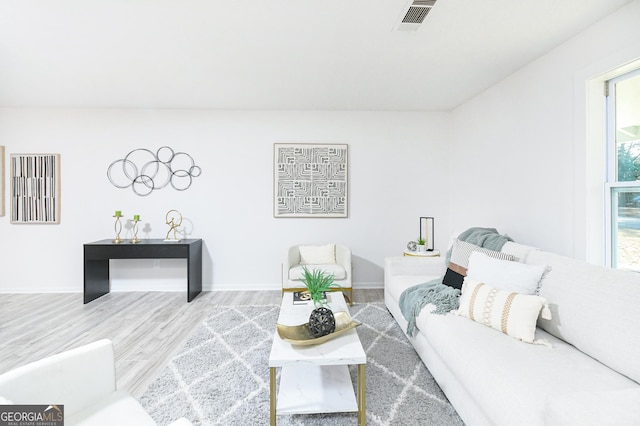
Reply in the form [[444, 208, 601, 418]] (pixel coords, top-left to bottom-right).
[[576, 48, 640, 266], [604, 69, 640, 268]]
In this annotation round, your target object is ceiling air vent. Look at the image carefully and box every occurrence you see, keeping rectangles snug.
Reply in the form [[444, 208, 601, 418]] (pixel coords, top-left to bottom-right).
[[396, 0, 437, 32]]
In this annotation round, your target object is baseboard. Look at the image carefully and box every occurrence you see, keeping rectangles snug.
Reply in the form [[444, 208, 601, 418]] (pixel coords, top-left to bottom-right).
[[0, 281, 384, 294]]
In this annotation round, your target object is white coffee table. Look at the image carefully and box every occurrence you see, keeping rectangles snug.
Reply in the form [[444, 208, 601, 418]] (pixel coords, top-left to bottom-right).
[[269, 291, 366, 425]]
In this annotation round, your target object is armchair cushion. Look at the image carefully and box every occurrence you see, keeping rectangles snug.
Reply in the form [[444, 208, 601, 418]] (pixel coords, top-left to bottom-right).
[[289, 264, 347, 280]]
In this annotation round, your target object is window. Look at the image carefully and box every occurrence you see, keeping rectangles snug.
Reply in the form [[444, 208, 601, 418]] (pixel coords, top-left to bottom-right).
[[605, 69, 640, 270]]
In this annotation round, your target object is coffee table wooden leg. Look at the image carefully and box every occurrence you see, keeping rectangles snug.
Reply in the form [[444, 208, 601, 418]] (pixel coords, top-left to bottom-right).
[[270, 367, 276, 425], [358, 363, 366, 425]]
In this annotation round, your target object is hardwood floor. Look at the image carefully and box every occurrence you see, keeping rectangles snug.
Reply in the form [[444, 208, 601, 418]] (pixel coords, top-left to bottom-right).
[[0, 289, 384, 397]]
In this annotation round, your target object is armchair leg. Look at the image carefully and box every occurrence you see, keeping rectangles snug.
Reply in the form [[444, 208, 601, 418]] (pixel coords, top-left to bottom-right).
[[342, 288, 353, 306]]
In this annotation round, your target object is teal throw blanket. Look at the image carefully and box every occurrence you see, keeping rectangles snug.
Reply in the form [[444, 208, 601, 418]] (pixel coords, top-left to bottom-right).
[[399, 227, 513, 337]]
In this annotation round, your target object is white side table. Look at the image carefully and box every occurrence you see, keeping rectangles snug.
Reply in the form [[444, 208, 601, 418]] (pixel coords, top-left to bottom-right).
[[403, 249, 441, 257]]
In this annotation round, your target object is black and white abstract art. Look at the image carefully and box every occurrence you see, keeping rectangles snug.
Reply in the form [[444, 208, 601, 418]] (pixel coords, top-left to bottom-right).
[[274, 143, 348, 218], [10, 153, 61, 224]]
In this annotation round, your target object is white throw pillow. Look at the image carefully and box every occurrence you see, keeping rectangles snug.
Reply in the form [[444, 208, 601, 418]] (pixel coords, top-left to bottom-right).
[[299, 244, 336, 265], [466, 251, 548, 295], [455, 278, 551, 344]]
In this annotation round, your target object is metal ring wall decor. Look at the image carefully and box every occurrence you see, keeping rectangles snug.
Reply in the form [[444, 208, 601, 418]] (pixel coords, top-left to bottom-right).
[[107, 147, 201, 196]]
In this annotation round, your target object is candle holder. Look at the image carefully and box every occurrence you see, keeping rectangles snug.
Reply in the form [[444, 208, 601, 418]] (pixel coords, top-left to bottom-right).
[[419, 216, 435, 251], [130, 215, 141, 244], [113, 211, 124, 244]]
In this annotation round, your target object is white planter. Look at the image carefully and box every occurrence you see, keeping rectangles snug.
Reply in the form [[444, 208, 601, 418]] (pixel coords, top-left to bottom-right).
[[416, 244, 426, 253]]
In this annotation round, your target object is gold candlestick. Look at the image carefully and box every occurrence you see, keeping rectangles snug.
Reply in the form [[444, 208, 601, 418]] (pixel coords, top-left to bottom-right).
[[130, 215, 141, 244], [113, 211, 124, 244]]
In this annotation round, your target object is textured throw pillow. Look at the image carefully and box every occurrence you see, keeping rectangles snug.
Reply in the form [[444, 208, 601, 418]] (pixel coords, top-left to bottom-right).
[[299, 244, 336, 264], [442, 239, 515, 289], [466, 252, 549, 295], [456, 278, 551, 344]]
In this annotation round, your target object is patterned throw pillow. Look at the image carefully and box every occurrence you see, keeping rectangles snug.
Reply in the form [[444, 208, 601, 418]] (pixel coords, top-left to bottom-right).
[[455, 278, 551, 344], [442, 239, 515, 289]]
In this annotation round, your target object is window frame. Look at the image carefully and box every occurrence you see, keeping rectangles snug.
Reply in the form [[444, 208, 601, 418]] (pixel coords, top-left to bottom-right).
[[605, 69, 640, 269]]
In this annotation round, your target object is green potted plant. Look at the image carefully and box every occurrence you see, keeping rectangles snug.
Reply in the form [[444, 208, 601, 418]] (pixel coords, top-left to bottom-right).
[[416, 237, 427, 253], [301, 266, 341, 338]]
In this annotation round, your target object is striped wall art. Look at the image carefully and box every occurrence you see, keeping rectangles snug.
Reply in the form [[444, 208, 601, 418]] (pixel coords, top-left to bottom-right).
[[10, 153, 61, 224]]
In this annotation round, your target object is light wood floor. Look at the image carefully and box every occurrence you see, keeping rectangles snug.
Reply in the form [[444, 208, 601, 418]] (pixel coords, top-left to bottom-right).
[[0, 289, 384, 397]]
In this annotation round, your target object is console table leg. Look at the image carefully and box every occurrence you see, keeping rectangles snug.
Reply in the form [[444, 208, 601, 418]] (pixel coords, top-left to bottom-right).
[[84, 259, 110, 304], [187, 240, 203, 302]]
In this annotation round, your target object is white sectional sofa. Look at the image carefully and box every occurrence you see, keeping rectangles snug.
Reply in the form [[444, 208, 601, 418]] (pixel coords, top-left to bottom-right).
[[385, 241, 640, 425]]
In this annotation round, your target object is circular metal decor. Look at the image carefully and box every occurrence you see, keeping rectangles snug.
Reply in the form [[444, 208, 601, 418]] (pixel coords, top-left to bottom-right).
[[107, 147, 201, 195]]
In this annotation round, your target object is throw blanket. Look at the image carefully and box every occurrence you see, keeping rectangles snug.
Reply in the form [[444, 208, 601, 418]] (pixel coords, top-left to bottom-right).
[[399, 227, 513, 337]]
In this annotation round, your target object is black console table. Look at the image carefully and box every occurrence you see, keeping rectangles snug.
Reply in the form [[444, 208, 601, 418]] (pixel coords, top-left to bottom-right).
[[83, 239, 202, 304]]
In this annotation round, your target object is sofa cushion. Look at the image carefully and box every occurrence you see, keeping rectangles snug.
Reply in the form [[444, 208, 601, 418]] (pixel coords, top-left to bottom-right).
[[289, 264, 346, 281], [299, 244, 335, 264], [416, 309, 640, 426], [385, 274, 442, 307], [528, 250, 640, 384], [466, 252, 548, 295], [455, 278, 550, 344], [545, 389, 640, 426], [443, 239, 515, 289]]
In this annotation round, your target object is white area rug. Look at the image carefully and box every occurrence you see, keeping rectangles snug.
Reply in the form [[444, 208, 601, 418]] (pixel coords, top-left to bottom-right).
[[140, 303, 463, 425]]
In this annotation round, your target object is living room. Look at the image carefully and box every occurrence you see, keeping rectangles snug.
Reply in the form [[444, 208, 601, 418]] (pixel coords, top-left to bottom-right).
[[1, 1, 640, 425]]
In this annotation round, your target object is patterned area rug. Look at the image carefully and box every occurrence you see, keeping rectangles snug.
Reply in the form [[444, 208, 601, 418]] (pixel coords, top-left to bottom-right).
[[140, 303, 463, 425]]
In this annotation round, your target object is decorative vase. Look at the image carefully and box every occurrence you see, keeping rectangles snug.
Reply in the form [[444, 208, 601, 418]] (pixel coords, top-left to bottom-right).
[[308, 306, 336, 338]]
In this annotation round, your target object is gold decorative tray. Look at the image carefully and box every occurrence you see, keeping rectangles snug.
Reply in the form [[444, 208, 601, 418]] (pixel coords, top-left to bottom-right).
[[276, 311, 361, 346]]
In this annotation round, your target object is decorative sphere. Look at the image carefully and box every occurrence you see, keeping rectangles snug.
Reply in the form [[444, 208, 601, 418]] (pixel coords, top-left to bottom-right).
[[407, 241, 417, 251], [308, 307, 336, 338]]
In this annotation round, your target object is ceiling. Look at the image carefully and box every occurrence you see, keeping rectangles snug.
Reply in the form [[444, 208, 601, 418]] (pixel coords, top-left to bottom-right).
[[0, 0, 633, 111]]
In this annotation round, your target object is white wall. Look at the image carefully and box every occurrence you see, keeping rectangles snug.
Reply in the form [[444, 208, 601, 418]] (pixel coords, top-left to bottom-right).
[[450, 0, 640, 260], [6, 2, 639, 294], [0, 109, 451, 293]]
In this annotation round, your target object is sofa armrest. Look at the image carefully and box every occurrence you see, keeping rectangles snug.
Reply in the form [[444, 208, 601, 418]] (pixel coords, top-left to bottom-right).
[[0, 339, 117, 416], [384, 256, 446, 284]]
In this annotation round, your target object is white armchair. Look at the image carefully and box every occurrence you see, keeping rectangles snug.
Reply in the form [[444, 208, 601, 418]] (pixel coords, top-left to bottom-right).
[[282, 243, 353, 305], [0, 339, 191, 426]]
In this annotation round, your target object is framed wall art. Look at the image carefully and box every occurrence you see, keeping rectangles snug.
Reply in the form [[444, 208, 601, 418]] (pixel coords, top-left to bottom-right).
[[274, 143, 348, 218], [10, 153, 61, 224]]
